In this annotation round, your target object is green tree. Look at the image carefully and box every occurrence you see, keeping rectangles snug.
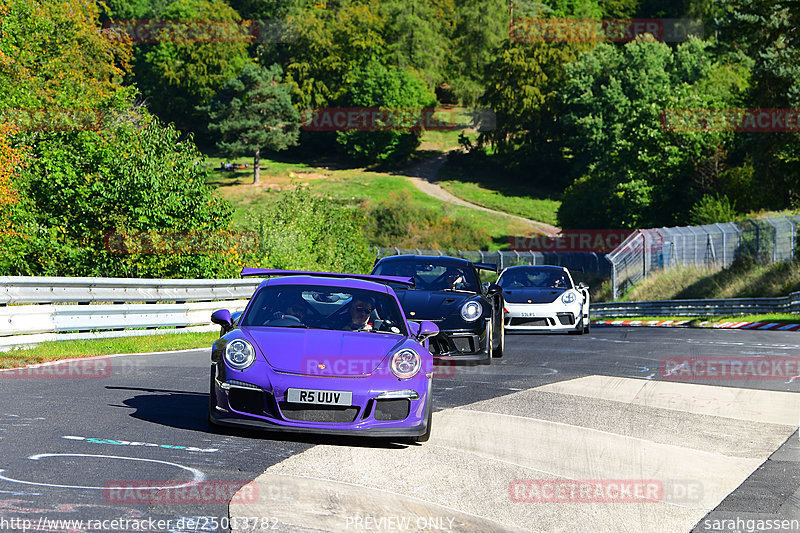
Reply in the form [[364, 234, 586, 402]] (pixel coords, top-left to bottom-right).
[[279, 1, 389, 110], [134, 0, 251, 142], [716, 0, 800, 210], [335, 60, 436, 164], [556, 36, 746, 228], [448, 0, 509, 104], [0, 0, 239, 277], [205, 63, 300, 184], [380, 0, 455, 88]]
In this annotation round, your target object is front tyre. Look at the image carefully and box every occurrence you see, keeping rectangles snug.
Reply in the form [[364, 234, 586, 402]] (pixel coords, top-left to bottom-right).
[[493, 317, 504, 358], [414, 406, 433, 443], [208, 370, 219, 428]]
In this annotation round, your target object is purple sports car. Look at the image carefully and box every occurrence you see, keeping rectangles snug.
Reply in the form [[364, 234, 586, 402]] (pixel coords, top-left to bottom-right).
[[208, 268, 439, 442]]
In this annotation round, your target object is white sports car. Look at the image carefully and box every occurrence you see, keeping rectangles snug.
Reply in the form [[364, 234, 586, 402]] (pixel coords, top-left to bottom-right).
[[498, 265, 590, 334]]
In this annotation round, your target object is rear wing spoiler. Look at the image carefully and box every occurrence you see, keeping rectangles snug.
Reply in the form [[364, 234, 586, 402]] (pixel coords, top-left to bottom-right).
[[240, 268, 415, 287], [474, 262, 499, 272]]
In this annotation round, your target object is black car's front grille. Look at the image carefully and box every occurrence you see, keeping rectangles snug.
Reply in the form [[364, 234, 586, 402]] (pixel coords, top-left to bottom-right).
[[429, 332, 480, 355], [278, 402, 359, 423], [374, 399, 410, 421]]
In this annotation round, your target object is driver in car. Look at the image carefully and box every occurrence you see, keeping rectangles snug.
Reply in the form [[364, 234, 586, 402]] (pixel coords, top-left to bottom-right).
[[273, 294, 310, 324], [342, 297, 374, 331]]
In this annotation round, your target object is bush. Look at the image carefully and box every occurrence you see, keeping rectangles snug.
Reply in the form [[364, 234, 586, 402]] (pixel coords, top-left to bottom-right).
[[244, 187, 375, 274], [11, 113, 238, 278], [364, 190, 490, 249], [688, 194, 739, 225]]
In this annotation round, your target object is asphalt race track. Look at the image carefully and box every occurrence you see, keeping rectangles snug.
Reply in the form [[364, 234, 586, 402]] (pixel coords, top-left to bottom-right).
[[0, 327, 798, 533]]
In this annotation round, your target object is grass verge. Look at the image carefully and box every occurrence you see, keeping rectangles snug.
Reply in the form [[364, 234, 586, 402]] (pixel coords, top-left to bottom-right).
[[620, 258, 800, 301], [0, 331, 219, 369], [436, 153, 561, 227], [205, 154, 533, 250]]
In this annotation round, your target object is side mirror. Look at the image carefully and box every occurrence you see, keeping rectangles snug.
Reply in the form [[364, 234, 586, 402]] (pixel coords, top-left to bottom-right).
[[485, 283, 503, 296], [211, 309, 233, 332], [577, 282, 588, 290], [417, 320, 439, 341], [407, 321, 421, 337]]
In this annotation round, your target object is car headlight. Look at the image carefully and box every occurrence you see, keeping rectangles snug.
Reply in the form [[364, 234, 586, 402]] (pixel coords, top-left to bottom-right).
[[460, 300, 483, 322], [390, 348, 421, 379], [224, 339, 256, 370], [561, 291, 577, 305]]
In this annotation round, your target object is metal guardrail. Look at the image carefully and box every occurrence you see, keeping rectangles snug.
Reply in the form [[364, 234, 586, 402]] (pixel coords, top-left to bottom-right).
[[0, 277, 260, 350], [1, 301, 251, 336], [0, 276, 260, 304], [2, 276, 797, 351], [591, 291, 800, 318]]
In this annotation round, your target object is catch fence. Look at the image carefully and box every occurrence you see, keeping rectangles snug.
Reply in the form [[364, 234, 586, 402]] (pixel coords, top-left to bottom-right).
[[607, 215, 800, 299]]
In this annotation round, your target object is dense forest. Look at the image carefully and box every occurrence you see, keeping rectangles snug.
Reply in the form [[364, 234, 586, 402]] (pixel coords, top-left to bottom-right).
[[0, 0, 798, 276]]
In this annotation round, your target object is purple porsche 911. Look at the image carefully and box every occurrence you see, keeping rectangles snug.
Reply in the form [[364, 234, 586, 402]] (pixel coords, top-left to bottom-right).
[[208, 268, 439, 442]]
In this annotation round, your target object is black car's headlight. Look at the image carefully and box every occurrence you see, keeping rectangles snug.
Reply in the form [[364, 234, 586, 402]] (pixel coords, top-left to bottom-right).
[[460, 300, 483, 322], [224, 339, 256, 370], [391, 348, 421, 379]]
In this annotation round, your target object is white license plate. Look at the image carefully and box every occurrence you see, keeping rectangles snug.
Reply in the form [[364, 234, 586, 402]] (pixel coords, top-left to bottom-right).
[[519, 312, 538, 317], [286, 388, 352, 406]]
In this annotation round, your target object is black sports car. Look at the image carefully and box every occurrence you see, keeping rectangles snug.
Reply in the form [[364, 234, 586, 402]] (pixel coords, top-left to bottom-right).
[[371, 255, 504, 364]]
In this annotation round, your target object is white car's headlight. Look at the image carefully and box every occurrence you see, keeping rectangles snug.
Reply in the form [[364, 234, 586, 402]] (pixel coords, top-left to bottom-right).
[[224, 339, 256, 370], [561, 291, 577, 305], [391, 348, 421, 379], [460, 300, 483, 322]]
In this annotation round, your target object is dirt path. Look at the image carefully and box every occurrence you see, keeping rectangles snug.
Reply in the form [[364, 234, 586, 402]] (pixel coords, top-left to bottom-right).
[[397, 151, 560, 236]]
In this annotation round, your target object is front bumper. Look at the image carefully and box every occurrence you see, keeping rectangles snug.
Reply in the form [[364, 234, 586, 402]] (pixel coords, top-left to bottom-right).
[[504, 302, 582, 333], [210, 362, 432, 437], [427, 318, 491, 364]]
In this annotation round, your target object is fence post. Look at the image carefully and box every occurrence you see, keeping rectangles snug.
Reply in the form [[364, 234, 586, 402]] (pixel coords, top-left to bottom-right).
[[784, 215, 796, 260], [715, 223, 726, 265], [765, 217, 779, 262], [747, 219, 759, 260]]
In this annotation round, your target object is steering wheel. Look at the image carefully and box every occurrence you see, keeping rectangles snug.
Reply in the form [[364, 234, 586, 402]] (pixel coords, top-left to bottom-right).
[[265, 314, 305, 327]]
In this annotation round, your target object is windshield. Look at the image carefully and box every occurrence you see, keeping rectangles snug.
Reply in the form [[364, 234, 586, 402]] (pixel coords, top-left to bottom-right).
[[373, 260, 480, 292], [241, 284, 407, 335], [498, 268, 572, 289]]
